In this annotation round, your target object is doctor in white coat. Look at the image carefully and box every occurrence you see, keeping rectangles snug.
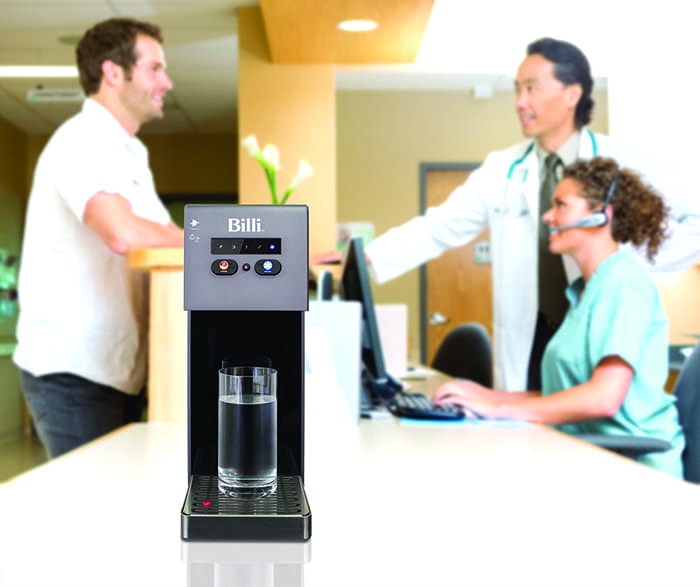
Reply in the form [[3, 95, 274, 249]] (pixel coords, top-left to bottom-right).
[[363, 38, 700, 392]]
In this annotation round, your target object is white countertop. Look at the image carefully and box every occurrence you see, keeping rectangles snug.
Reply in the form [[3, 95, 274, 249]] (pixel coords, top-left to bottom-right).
[[2, 374, 698, 587]]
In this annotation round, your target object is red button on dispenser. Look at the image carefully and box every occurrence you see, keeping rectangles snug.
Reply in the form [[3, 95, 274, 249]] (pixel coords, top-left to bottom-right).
[[211, 259, 238, 276]]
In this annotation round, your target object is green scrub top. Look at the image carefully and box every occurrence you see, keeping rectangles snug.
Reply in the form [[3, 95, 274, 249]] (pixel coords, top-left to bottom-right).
[[541, 251, 685, 478]]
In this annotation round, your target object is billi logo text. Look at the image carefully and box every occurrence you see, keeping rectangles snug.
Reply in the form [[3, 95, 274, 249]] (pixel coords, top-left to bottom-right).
[[228, 217, 263, 233]]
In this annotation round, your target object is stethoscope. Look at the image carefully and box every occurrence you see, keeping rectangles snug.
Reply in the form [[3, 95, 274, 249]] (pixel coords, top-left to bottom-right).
[[499, 129, 600, 216]]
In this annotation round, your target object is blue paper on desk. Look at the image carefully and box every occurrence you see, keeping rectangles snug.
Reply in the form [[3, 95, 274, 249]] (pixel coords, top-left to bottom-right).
[[399, 417, 533, 428]]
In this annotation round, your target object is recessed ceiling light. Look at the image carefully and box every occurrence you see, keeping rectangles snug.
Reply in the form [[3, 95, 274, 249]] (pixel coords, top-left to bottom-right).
[[0, 66, 78, 78], [337, 20, 378, 32]]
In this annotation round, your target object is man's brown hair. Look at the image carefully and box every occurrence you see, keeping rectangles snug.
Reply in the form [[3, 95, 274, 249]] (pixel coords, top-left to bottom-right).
[[76, 18, 163, 95]]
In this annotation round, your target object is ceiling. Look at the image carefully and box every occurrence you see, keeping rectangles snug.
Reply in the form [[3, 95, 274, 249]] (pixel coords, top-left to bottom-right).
[[0, 0, 255, 136], [0, 0, 615, 139], [0, 0, 436, 137], [259, 0, 433, 64]]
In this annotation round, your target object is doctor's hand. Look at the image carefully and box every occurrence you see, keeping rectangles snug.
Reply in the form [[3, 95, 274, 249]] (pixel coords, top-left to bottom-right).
[[433, 380, 498, 418]]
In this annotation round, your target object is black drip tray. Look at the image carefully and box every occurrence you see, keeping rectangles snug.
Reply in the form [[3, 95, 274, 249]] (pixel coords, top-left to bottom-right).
[[181, 475, 311, 541]]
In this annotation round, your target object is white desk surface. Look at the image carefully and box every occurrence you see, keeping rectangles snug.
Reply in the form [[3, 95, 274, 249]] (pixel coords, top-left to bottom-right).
[[1, 374, 699, 587]]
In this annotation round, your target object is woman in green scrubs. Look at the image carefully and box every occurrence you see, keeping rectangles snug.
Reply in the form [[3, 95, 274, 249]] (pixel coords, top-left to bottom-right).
[[434, 157, 685, 478]]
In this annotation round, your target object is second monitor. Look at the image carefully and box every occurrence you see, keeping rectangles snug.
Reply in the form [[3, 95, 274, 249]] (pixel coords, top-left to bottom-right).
[[338, 236, 402, 413]]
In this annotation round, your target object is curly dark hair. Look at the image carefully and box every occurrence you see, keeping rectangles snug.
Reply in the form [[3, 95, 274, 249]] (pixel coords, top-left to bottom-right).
[[76, 18, 163, 96], [527, 37, 594, 128], [562, 157, 669, 261]]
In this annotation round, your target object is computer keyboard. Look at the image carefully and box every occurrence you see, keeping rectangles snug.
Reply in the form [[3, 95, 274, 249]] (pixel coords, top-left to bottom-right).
[[389, 392, 468, 421]]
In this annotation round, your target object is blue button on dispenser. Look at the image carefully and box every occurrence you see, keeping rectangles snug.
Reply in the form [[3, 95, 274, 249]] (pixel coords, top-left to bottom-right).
[[254, 259, 282, 276]]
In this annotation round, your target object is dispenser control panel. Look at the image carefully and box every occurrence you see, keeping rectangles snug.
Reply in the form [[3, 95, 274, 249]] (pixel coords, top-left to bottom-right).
[[184, 205, 308, 311], [210, 238, 281, 255]]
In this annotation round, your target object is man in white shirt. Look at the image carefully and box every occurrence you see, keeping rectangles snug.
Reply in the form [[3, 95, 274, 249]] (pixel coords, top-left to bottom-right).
[[13, 18, 184, 458]]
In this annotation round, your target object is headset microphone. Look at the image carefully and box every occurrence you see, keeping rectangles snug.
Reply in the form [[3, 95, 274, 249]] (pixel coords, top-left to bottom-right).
[[548, 212, 607, 233], [548, 167, 620, 235]]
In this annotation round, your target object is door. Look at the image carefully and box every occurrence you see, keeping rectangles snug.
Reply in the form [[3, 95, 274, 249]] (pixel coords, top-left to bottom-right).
[[421, 165, 493, 365]]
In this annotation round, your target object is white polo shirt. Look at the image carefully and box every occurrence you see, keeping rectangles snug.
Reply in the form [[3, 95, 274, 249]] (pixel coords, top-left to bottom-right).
[[14, 99, 172, 395]]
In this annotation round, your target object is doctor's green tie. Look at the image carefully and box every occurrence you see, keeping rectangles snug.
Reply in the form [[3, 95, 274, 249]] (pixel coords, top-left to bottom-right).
[[538, 154, 569, 324]]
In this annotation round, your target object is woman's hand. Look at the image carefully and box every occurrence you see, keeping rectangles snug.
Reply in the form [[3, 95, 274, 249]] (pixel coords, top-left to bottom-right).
[[433, 380, 497, 418]]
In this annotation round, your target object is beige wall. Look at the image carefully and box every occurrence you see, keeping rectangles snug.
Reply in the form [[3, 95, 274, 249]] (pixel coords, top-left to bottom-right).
[[0, 116, 27, 442], [25, 135, 46, 199], [141, 134, 238, 195], [25, 132, 238, 199], [237, 7, 336, 256], [0, 117, 27, 198], [659, 269, 700, 346], [336, 88, 610, 361]]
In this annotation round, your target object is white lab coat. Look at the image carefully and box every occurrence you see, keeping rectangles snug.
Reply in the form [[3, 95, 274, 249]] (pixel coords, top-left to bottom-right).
[[365, 129, 700, 391]]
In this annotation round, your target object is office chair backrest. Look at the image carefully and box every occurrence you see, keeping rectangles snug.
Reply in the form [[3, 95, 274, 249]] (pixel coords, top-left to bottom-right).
[[431, 322, 492, 387], [317, 270, 333, 301], [673, 341, 700, 483]]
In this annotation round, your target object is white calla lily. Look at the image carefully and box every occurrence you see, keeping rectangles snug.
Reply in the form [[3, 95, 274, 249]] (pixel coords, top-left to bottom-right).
[[241, 135, 312, 204], [293, 159, 314, 184], [282, 159, 314, 204], [240, 134, 261, 157], [261, 144, 280, 171]]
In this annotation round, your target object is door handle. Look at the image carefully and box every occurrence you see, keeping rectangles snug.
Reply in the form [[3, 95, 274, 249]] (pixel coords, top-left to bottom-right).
[[429, 312, 449, 326]]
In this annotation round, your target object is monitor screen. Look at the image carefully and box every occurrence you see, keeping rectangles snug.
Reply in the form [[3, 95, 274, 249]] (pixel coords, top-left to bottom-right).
[[339, 236, 399, 409]]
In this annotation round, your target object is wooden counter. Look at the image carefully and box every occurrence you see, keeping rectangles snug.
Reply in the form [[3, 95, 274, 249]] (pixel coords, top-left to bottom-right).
[[127, 247, 186, 422]]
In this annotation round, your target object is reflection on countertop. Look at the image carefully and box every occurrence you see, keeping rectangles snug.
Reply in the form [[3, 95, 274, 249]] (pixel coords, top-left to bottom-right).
[[182, 539, 311, 587]]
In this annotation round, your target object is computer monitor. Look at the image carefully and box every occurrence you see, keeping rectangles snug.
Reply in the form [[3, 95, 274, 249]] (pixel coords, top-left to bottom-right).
[[339, 236, 400, 411]]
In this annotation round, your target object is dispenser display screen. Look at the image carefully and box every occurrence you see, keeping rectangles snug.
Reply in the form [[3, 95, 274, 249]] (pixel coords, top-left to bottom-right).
[[211, 238, 282, 255]]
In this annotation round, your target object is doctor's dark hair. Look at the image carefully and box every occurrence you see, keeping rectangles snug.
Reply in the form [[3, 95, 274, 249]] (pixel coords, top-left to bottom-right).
[[562, 157, 668, 261], [76, 18, 164, 96], [527, 37, 594, 128]]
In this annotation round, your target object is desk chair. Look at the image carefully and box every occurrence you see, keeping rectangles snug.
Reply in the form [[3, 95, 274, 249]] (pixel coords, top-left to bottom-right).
[[316, 270, 333, 301], [578, 341, 700, 483], [431, 322, 492, 388], [673, 341, 700, 483]]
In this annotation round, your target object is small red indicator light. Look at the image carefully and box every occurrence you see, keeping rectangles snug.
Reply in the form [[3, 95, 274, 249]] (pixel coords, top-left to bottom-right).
[[219, 261, 229, 271], [202, 500, 211, 508]]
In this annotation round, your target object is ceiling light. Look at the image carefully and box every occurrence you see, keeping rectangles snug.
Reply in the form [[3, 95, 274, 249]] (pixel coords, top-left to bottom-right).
[[337, 20, 378, 32], [0, 66, 78, 78]]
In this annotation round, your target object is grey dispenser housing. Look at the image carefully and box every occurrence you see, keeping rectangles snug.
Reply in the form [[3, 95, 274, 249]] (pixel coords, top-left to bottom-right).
[[180, 204, 311, 541]]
